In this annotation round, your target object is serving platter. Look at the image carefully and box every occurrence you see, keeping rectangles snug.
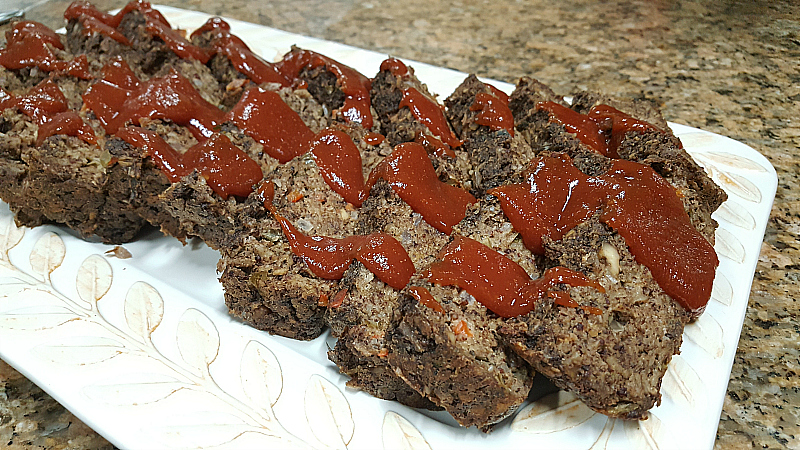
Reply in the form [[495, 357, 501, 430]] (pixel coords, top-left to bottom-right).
[[0, 6, 778, 449]]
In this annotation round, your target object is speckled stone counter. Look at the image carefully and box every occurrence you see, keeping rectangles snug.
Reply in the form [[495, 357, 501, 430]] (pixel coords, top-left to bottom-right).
[[1, 0, 798, 448]]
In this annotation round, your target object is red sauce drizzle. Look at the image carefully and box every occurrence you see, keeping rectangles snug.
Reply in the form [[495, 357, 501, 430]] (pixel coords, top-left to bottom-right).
[[210, 34, 288, 86], [226, 87, 314, 163], [536, 101, 607, 155], [65, 1, 207, 62], [189, 17, 230, 38], [181, 133, 263, 199], [116, 126, 261, 199], [367, 142, 476, 234], [408, 286, 444, 313], [0, 21, 91, 79], [144, 19, 210, 63], [37, 111, 97, 146], [2, 80, 96, 145], [11, 79, 68, 123], [310, 128, 368, 207], [364, 132, 385, 146], [77, 15, 131, 44], [258, 180, 414, 289], [484, 83, 510, 105], [277, 49, 373, 129], [470, 92, 515, 136], [84, 62, 225, 139], [6, 21, 64, 50], [414, 132, 455, 159], [587, 104, 667, 156], [489, 153, 718, 313], [549, 291, 602, 315], [190, 19, 289, 86], [379, 57, 409, 77], [399, 87, 463, 149], [537, 101, 672, 157], [426, 236, 603, 317], [64, 1, 117, 25]]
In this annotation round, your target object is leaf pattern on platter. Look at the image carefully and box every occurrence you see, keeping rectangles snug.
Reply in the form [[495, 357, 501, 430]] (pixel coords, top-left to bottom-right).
[[76, 255, 113, 308], [711, 273, 733, 307], [692, 148, 769, 173], [588, 417, 616, 450], [684, 313, 725, 358], [176, 308, 220, 376], [714, 200, 756, 231], [716, 228, 746, 264], [83, 373, 187, 405], [124, 281, 165, 344], [381, 411, 431, 450], [661, 355, 706, 411], [0, 304, 78, 330], [705, 165, 762, 203], [623, 412, 667, 450], [29, 232, 66, 280], [305, 374, 355, 449], [240, 340, 283, 408], [0, 216, 24, 256], [33, 335, 127, 365], [0, 227, 308, 448], [511, 390, 596, 433]]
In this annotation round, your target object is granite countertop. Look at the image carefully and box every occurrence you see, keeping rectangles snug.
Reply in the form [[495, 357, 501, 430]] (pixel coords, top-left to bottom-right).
[[1, 0, 798, 448]]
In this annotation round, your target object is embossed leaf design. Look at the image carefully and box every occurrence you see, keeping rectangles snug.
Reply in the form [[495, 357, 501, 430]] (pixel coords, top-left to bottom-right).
[[511, 390, 596, 433], [125, 281, 165, 343], [697, 150, 769, 173], [710, 168, 762, 203], [715, 200, 756, 231], [76, 255, 113, 307], [623, 412, 668, 449], [240, 340, 283, 408], [0, 216, 24, 256], [684, 313, 725, 358], [711, 273, 733, 307], [0, 276, 35, 297], [29, 232, 66, 279], [150, 411, 279, 449], [716, 228, 746, 264], [662, 355, 707, 411], [83, 373, 188, 405], [176, 308, 220, 375], [33, 335, 127, 365], [588, 418, 616, 450], [304, 374, 354, 449], [0, 304, 77, 330], [382, 411, 431, 450]]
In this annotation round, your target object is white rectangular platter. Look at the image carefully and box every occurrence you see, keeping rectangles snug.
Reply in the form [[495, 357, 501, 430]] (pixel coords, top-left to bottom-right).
[[0, 5, 778, 450]]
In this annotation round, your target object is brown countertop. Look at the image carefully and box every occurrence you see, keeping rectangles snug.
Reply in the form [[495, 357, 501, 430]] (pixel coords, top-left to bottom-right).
[[1, 0, 798, 448]]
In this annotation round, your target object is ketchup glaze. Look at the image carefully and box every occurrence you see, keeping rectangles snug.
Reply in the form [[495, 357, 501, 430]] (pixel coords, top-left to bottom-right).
[[0, 21, 92, 79], [489, 153, 718, 313], [277, 48, 373, 129], [191, 18, 289, 86], [1, 80, 96, 146], [227, 87, 314, 163], [470, 91, 515, 136], [399, 87, 463, 149], [426, 236, 604, 317], [367, 142, 476, 235], [536, 101, 669, 158], [310, 128, 368, 207], [258, 180, 414, 290]]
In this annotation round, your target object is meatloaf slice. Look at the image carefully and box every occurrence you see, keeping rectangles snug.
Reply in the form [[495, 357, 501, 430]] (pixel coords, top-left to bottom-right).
[[500, 214, 690, 419], [444, 74, 537, 196], [219, 124, 388, 340], [569, 92, 727, 243]]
